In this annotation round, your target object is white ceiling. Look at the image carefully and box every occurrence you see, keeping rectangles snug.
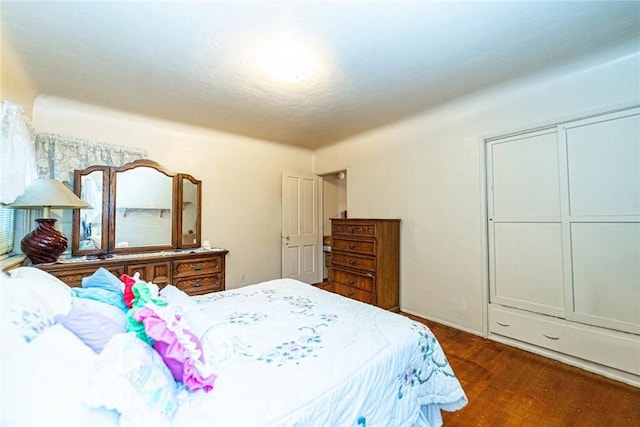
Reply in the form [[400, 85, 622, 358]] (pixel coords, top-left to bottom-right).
[[2, 1, 639, 148]]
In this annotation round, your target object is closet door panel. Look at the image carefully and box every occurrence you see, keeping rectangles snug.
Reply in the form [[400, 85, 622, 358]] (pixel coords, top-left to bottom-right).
[[490, 131, 560, 219], [570, 222, 640, 334], [565, 112, 640, 217], [486, 106, 640, 378], [492, 222, 565, 317]]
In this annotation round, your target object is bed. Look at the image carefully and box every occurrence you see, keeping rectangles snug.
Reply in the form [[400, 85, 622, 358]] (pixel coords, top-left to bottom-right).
[[0, 266, 467, 427]]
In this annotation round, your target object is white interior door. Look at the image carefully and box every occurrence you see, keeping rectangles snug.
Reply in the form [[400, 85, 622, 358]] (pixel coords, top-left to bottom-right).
[[282, 170, 320, 284]]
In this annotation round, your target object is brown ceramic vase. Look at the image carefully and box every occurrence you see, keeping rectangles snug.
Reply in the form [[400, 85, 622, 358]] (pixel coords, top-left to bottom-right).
[[21, 218, 67, 264]]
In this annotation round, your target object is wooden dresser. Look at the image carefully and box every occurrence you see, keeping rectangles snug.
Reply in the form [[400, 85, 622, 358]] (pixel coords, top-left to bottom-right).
[[330, 218, 400, 311], [36, 249, 228, 296]]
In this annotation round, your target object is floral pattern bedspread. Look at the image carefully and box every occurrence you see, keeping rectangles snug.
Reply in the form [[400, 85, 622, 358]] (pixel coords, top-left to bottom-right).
[[164, 279, 467, 427]]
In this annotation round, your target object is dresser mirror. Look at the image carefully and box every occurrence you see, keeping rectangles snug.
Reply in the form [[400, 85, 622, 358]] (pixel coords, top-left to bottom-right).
[[178, 174, 201, 248], [72, 160, 202, 255], [73, 165, 109, 255], [111, 161, 176, 253]]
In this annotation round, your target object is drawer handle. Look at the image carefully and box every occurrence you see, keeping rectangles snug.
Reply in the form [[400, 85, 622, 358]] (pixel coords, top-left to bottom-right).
[[192, 279, 204, 287], [542, 333, 560, 340], [348, 279, 356, 285], [348, 259, 357, 265], [349, 243, 357, 249], [496, 321, 510, 327], [192, 263, 204, 270], [347, 291, 355, 296]]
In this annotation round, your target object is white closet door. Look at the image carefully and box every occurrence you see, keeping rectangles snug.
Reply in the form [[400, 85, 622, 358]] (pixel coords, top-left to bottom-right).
[[492, 222, 565, 315], [564, 112, 640, 217], [560, 108, 640, 334], [570, 223, 640, 332], [489, 129, 561, 219], [487, 129, 566, 317]]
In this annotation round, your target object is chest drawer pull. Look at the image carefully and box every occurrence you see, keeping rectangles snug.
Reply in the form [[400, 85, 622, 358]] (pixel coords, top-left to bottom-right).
[[496, 321, 510, 327], [349, 243, 357, 249], [347, 290, 355, 296], [543, 333, 560, 340], [192, 279, 204, 287], [348, 259, 357, 265], [192, 263, 204, 271], [348, 279, 356, 285]]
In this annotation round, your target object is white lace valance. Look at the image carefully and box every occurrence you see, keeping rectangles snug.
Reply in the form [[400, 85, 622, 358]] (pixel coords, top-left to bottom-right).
[[35, 133, 148, 182]]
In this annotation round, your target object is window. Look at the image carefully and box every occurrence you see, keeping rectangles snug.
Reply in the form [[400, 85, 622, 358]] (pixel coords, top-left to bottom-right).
[[0, 206, 14, 257], [1, 100, 38, 257]]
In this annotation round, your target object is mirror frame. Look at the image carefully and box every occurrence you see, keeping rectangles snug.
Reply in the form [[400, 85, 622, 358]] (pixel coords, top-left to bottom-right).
[[177, 173, 202, 249], [109, 160, 178, 254], [72, 159, 202, 256], [72, 165, 110, 255]]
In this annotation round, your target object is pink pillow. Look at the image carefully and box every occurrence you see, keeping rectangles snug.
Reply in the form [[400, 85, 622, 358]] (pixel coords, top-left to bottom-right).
[[134, 306, 216, 392]]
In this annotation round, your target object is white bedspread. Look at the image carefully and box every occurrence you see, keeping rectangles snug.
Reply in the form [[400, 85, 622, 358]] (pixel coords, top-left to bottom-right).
[[162, 279, 467, 427]]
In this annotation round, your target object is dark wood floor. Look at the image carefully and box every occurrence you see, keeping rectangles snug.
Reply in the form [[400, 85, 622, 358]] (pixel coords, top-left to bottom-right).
[[404, 314, 640, 427]]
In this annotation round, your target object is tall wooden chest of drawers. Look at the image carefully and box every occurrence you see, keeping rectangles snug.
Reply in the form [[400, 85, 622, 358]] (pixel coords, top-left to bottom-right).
[[330, 218, 400, 311]]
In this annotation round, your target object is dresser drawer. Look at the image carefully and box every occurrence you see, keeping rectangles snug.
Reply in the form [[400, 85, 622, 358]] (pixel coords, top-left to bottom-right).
[[331, 253, 375, 271], [334, 283, 374, 305], [127, 261, 171, 287], [489, 304, 640, 375], [332, 222, 377, 238], [332, 238, 375, 255], [332, 267, 374, 292], [46, 266, 125, 287], [173, 256, 222, 278], [175, 273, 223, 296]]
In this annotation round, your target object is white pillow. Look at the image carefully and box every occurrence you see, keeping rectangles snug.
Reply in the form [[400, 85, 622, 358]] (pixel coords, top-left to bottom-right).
[[159, 285, 209, 338], [9, 267, 73, 315], [160, 285, 197, 310], [86, 333, 178, 427], [1, 276, 56, 343], [0, 323, 119, 427]]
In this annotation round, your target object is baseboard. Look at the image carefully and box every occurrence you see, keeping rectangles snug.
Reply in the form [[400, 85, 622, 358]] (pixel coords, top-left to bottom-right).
[[400, 308, 484, 337]]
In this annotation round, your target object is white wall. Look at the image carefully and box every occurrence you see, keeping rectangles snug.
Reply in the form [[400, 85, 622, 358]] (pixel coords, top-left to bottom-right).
[[33, 96, 314, 288], [1, 34, 39, 118], [314, 40, 640, 335]]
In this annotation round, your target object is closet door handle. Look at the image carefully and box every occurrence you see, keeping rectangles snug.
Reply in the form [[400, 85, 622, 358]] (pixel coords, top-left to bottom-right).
[[496, 321, 510, 327], [542, 333, 560, 340]]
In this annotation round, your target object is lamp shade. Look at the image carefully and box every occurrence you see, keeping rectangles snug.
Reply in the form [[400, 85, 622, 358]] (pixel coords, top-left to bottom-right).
[[9, 179, 90, 264], [9, 179, 89, 213]]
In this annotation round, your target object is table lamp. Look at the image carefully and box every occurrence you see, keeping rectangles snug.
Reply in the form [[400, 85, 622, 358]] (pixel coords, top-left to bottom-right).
[[9, 179, 90, 264]]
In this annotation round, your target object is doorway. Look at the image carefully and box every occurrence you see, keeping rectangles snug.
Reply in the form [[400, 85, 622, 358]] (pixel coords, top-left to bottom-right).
[[321, 170, 347, 282]]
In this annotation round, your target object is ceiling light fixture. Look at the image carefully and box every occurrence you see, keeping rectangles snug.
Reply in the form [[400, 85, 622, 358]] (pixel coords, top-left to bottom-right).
[[253, 32, 323, 85]]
